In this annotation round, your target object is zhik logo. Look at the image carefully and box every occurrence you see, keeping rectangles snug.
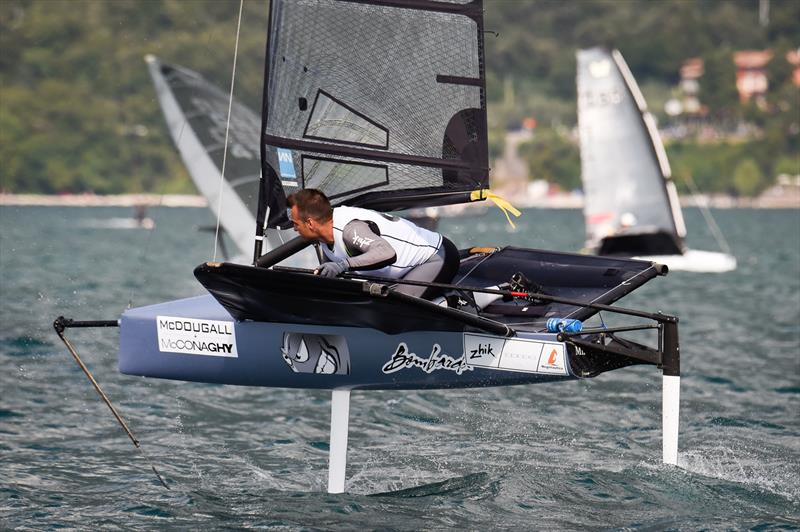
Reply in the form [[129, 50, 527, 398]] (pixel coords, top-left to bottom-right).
[[351, 230, 374, 248]]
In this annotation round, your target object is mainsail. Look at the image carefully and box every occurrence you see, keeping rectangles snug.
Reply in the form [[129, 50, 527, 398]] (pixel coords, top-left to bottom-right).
[[577, 48, 687, 256], [146, 55, 261, 259], [257, 0, 489, 232]]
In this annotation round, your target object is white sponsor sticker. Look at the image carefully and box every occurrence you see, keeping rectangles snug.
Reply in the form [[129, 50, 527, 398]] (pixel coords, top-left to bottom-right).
[[463, 333, 505, 368], [498, 338, 545, 373], [156, 315, 238, 357], [536, 344, 567, 374], [463, 333, 569, 376], [589, 58, 611, 78], [277, 148, 297, 179]]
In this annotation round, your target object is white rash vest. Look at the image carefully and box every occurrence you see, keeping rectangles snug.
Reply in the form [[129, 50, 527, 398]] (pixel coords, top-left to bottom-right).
[[321, 206, 442, 279]]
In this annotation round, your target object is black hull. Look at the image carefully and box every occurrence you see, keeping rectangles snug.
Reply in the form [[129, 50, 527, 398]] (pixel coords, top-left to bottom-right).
[[195, 246, 664, 335]]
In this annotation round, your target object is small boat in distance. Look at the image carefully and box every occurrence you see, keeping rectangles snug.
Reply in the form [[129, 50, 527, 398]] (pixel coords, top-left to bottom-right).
[[132, 204, 155, 230], [80, 205, 155, 230], [576, 48, 737, 273]]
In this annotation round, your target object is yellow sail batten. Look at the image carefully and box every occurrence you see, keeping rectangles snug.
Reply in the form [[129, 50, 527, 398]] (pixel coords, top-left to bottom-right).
[[470, 189, 521, 229]]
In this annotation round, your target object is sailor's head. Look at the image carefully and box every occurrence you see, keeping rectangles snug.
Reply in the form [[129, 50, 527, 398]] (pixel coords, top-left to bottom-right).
[[286, 189, 333, 240]]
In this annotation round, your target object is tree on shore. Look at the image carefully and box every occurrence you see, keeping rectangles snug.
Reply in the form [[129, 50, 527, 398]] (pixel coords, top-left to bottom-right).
[[733, 159, 766, 197]]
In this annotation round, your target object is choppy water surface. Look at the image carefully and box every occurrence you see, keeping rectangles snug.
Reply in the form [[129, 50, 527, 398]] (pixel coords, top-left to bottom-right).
[[1, 206, 798, 529]]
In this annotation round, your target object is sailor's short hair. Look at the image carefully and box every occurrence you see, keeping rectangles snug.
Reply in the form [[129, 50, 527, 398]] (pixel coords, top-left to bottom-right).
[[287, 189, 333, 222]]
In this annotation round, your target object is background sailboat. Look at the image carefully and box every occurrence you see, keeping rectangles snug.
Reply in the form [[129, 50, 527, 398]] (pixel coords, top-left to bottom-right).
[[145, 55, 258, 260], [146, 55, 312, 264], [576, 48, 736, 273]]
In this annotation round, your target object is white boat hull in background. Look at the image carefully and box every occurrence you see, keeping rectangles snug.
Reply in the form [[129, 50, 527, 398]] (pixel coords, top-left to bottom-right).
[[635, 249, 737, 273]]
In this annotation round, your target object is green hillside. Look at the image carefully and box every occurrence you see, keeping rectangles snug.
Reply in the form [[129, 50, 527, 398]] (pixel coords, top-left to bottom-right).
[[1, 0, 797, 195]]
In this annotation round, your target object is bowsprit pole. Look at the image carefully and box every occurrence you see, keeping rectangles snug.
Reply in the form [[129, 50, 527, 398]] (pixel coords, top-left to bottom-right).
[[53, 316, 170, 490]]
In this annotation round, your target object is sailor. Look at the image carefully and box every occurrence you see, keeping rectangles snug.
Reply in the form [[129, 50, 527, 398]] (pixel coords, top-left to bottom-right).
[[286, 189, 459, 298]]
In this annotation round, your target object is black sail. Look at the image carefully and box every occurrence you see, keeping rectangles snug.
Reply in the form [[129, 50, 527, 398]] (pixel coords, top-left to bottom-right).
[[259, 0, 489, 230]]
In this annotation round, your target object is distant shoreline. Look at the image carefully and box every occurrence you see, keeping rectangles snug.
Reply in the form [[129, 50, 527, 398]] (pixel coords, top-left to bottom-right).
[[0, 192, 797, 209], [0, 193, 208, 208]]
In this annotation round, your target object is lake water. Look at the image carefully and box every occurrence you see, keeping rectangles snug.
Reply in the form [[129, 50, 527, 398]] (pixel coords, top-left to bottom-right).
[[1, 205, 798, 529]]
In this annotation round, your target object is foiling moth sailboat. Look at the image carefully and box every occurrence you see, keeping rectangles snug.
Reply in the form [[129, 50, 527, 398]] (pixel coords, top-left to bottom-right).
[[56, 1, 681, 494], [576, 48, 737, 273]]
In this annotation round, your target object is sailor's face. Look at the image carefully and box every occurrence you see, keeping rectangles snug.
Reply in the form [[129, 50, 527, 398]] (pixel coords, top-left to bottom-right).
[[290, 205, 316, 240]]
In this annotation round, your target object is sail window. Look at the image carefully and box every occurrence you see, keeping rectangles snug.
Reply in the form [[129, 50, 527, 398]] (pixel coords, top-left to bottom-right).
[[303, 90, 389, 149], [301, 156, 388, 200]]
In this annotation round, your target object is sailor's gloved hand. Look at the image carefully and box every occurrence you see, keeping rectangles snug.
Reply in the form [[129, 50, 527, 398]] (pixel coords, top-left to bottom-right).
[[316, 259, 349, 278]]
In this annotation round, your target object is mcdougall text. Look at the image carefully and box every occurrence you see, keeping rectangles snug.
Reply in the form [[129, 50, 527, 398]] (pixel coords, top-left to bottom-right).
[[158, 319, 233, 335]]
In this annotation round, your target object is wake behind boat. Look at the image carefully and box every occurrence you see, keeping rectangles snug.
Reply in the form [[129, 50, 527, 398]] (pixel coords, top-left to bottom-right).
[[79, 217, 155, 230], [56, 0, 681, 494], [577, 48, 737, 273]]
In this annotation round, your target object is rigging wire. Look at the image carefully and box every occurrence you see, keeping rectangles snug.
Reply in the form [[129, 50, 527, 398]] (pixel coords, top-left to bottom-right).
[[682, 172, 734, 256], [452, 252, 495, 286], [213, 0, 244, 262], [126, 1, 246, 308], [129, 18, 224, 307]]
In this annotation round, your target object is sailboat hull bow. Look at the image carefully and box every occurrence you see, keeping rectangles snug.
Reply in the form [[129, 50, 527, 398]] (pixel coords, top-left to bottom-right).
[[119, 247, 672, 390]]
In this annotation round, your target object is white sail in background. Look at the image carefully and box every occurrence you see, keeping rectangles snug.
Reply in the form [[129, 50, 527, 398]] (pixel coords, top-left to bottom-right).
[[146, 55, 260, 260], [577, 47, 684, 255], [577, 48, 735, 272]]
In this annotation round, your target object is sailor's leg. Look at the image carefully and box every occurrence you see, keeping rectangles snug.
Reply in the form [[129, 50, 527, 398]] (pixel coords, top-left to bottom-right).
[[395, 250, 445, 298], [328, 389, 351, 493]]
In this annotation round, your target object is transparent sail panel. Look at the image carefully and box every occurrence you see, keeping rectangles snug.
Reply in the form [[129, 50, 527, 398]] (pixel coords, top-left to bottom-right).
[[304, 91, 388, 148], [265, 147, 443, 204], [302, 157, 388, 199]]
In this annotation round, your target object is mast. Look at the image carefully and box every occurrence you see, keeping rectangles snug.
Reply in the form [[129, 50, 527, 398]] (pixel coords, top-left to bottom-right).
[[253, 0, 277, 262]]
